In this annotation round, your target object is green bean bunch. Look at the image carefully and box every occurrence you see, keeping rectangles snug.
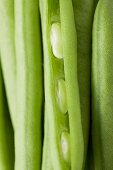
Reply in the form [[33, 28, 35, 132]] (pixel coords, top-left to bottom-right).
[[0, 0, 113, 169]]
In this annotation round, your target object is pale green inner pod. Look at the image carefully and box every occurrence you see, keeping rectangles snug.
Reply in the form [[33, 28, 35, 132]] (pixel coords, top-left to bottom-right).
[[57, 79, 68, 114], [61, 131, 70, 163], [50, 22, 63, 59]]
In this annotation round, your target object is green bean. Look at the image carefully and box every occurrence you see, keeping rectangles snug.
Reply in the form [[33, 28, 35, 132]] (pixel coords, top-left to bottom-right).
[[0, 0, 16, 128], [92, 0, 113, 169], [0, 62, 14, 170], [40, 0, 84, 169], [72, 0, 95, 167], [14, 0, 43, 169]]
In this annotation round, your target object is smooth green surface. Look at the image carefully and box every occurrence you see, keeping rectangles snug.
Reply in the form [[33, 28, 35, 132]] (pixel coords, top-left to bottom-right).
[[0, 0, 16, 128], [92, 0, 113, 169], [42, 105, 53, 170], [0, 63, 14, 170], [14, 0, 43, 169], [40, 0, 84, 169]]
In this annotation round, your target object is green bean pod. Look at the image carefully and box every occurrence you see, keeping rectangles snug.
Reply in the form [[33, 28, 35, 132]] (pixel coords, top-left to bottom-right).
[[92, 0, 113, 169], [40, 0, 84, 169], [14, 0, 43, 169], [0, 62, 14, 170], [0, 0, 16, 128], [72, 0, 95, 166]]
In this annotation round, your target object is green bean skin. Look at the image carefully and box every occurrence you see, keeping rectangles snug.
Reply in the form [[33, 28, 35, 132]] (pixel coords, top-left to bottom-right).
[[92, 0, 113, 169], [94, 0, 99, 7], [40, 0, 84, 169], [72, 0, 95, 167], [0, 63, 14, 170], [60, 1, 84, 169], [0, 0, 16, 128], [42, 105, 53, 170], [14, 0, 43, 169]]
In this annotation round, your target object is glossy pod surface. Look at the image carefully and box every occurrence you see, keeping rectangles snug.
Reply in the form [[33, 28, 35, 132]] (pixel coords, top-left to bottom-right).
[[40, 0, 84, 169], [92, 0, 113, 169]]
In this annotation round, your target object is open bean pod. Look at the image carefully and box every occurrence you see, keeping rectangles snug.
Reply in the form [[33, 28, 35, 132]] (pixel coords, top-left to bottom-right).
[[40, 0, 84, 169]]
